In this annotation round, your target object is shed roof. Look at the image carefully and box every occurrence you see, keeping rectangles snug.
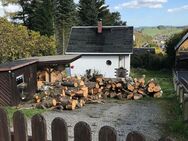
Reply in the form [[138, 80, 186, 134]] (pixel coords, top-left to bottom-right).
[[0, 55, 81, 71], [66, 26, 133, 54], [175, 32, 188, 50], [24, 55, 81, 66], [0, 60, 37, 72]]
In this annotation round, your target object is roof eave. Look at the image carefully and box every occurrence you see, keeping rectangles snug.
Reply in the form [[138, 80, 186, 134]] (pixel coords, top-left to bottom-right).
[[175, 33, 188, 51]]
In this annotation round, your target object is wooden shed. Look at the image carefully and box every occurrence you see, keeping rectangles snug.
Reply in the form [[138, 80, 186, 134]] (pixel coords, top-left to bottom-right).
[[0, 60, 37, 106]]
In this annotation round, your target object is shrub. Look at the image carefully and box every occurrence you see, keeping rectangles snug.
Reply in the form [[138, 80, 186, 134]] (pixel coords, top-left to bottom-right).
[[0, 18, 56, 63]]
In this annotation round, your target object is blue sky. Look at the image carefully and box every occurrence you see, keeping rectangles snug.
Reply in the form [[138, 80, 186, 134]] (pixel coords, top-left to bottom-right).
[[0, 0, 188, 27], [105, 0, 188, 27]]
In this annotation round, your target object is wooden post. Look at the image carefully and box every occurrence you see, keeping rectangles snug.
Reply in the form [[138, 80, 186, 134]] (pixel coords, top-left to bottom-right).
[[0, 108, 11, 141], [74, 121, 91, 141], [126, 131, 145, 141], [183, 93, 188, 121], [31, 114, 47, 141], [176, 83, 182, 97], [179, 86, 184, 106], [99, 126, 117, 141], [52, 117, 68, 141], [13, 111, 28, 141]]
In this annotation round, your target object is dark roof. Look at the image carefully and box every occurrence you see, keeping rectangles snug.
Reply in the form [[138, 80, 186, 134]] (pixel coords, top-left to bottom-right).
[[0, 60, 37, 72], [66, 26, 133, 54], [175, 33, 188, 50], [23, 55, 81, 66], [0, 55, 81, 71]]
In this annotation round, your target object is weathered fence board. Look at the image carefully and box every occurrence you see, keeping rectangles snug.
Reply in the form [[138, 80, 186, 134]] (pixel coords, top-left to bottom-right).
[[32, 114, 47, 141], [99, 126, 117, 141], [52, 117, 68, 141], [13, 111, 28, 141], [126, 131, 145, 141], [0, 108, 175, 141], [74, 121, 92, 141], [0, 108, 11, 141]]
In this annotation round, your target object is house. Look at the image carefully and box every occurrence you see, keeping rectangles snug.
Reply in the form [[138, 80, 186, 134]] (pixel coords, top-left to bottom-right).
[[66, 22, 133, 78], [175, 32, 188, 70], [0, 55, 80, 106]]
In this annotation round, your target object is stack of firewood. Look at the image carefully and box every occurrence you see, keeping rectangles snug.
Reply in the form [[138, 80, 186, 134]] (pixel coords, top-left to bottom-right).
[[33, 75, 162, 110]]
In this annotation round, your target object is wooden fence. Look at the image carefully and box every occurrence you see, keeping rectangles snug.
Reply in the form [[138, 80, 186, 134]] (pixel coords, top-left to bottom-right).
[[173, 70, 188, 121], [0, 108, 174, 141]]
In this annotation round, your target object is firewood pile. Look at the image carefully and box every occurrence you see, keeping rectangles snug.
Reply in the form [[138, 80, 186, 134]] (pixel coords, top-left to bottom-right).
[[33, 75, 162, 110]]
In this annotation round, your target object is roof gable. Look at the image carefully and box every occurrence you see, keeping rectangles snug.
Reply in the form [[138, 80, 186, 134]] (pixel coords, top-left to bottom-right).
[[175, 33, 188, 50], [66, 26, 133, 54]]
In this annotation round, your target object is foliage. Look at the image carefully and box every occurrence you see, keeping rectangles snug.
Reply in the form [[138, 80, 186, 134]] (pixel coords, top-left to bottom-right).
[[0, 18, 56, 63], [78, 0, 126, 26], [134, 31, 157, 47], [131, 53, 170, 70], [165, 28, 188, 68], [53, 0, 76, 54], [78, 0, 97, 26], [7, 0, 54, 37]]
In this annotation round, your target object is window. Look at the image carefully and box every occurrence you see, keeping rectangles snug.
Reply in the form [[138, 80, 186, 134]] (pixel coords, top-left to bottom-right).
[[16, 75, 24, 85], [106, 60, 112, 66]]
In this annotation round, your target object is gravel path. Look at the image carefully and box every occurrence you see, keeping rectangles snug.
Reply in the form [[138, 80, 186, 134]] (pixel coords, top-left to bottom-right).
[[27, 99, 166, 141]]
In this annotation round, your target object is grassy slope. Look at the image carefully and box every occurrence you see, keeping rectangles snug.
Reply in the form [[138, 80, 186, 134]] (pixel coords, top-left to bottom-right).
[[131, 68, 188, 141], [141, 27, 183, 37]]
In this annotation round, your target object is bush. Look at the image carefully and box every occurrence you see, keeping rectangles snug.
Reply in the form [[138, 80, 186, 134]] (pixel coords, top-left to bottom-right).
[[131, 53, 171, 70], [0, 18, 56, 63]]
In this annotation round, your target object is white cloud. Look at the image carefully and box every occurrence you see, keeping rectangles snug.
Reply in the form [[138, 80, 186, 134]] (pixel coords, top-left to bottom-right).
[[0, 1, 21, 17], [0, 1, 5, 17], [74, 0, 79, 4], [114, 0, 167, 10], [168, 5, 188, 13]]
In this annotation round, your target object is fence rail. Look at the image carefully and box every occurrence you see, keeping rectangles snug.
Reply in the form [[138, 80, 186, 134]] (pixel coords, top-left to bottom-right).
[[0, 108, 174, 141]]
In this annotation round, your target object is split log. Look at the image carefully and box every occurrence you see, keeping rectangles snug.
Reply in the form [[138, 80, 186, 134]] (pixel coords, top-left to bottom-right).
[[61, 82, 78, 87], [127, 84, 134, 92]]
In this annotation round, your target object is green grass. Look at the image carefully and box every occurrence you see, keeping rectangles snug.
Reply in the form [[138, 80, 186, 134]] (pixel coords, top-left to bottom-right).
[[141, 27, 183, 37], [131, 68, 188, 141], [4, 107, 46, 121]]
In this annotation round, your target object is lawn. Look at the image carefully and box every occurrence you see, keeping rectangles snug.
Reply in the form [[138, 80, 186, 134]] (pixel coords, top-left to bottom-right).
[[131, 68, 188, 141], [141, 27, 183, 37]]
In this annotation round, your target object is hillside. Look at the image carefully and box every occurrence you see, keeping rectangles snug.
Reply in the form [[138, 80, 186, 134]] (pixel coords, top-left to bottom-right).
[[136, 26, 185, 37], [134, 26, 187, 49]]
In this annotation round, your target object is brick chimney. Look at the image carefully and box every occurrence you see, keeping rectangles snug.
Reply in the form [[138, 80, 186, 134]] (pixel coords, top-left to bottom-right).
[[97, 19, 102, 33]]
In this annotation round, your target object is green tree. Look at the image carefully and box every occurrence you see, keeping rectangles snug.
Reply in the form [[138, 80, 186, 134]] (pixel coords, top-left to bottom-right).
[[0, 18, 56, 63], [53, 0, 76, 54], [2, 0, 54, 36], [165, 29, 188, 67], [29, 0, 54, 36], [78, 0, 97, 26]]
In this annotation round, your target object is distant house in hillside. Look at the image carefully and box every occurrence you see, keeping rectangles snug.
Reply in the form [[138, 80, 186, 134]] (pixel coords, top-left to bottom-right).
[[175, 32, 188, 69], [66, 21, 133, 78]]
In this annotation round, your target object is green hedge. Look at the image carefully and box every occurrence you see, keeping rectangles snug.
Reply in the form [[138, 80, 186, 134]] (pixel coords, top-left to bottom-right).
[[131, 53, 171, 70]]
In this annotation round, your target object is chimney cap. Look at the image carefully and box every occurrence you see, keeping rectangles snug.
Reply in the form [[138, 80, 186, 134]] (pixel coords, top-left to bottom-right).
[[98, 19, 102, 21]]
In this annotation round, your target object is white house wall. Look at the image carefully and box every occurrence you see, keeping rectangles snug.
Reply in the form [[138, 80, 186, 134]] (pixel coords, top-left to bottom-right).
[[70, 55, 131, 78]]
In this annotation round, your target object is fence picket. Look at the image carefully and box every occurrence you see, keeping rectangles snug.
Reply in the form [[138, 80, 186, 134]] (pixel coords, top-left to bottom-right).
[[31, 114, 47, 141], [74, 121, 91, 141], [52, 117, 68, 141], [99, 126, 117, 141], [13, 111, 28, 141], [0, 108, 11, 141], [126, 131, 145, 141]]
